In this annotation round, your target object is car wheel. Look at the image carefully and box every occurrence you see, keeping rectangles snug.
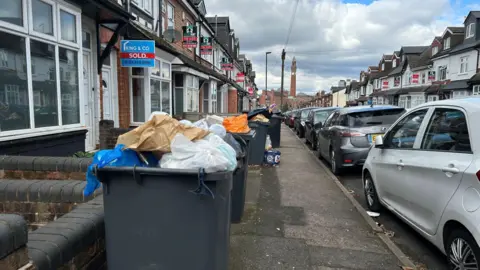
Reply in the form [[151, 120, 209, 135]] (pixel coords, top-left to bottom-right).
[[446, 229, 480, 270], [330, 148, 341, 175], [363, 173, 382, 212]]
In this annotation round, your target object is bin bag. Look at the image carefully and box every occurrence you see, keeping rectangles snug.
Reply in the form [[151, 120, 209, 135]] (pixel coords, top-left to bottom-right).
[[223, 114, 251, 133]]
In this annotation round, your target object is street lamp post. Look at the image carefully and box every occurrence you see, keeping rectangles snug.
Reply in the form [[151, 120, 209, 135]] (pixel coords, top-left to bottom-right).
[[265, 51, 271, 95]]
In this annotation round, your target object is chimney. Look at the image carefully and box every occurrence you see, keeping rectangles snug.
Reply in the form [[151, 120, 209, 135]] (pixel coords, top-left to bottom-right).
[[289, 57, 297, 97]]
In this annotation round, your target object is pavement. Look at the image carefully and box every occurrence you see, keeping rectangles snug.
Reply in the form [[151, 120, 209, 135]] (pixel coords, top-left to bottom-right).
[[229, 125, 406, 270]]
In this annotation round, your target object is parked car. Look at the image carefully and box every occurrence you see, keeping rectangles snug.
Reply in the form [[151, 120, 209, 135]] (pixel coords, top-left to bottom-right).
[[304, 107, 338, 149], [293, 108, 307, 132], [316, 105, 406, 174], [363, 98, 480, 269], [287, 110, 299, 128], [295, 107, 318, 138], [284, 111, 292, 125]]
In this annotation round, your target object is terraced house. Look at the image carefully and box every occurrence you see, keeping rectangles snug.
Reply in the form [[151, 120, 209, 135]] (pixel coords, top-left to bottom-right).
[[0, 0, 257, 156], [347, 10, 480, 109]]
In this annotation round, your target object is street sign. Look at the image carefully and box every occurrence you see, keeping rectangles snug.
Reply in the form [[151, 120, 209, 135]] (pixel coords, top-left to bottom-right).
[[120, 40, 155, 68]]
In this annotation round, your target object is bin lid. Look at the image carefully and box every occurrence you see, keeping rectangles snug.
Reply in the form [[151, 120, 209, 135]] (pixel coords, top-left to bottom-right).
[[229, 129, 255, 140]]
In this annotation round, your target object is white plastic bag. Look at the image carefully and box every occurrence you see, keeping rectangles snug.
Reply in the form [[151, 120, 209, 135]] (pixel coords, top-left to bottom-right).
[[148, 111, 168, 121], [179, 119, 193, 126], [206, 115, 224, 126], [265, 135, 272, 150], [160, 134, 236, 173], [209, 124, 226, 138], [193, 119, 209, 130]]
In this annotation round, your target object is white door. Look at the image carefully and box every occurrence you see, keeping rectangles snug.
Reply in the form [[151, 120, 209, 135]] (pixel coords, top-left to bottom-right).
[[83, 52, 95, 151], [102, 68, 113, 121]]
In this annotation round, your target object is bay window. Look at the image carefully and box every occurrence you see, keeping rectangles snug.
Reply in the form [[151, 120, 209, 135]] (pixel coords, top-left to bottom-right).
[[452, 90, 470, 99], [0, 0, 81, 135], [411, 95, 425, 107], [473, 85, 480, 96], [427, 95, 438, 102], [210, 81, 217, 113], [130, 59, 172, 124], [131, 0, 153, 14]]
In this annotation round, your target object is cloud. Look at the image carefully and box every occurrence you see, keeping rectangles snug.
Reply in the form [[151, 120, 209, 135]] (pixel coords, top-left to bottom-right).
[[204, 0, 465, 93]]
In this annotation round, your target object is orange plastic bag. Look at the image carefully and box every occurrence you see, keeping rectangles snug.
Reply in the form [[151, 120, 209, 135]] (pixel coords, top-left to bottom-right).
[[223, 114, 251, 133]]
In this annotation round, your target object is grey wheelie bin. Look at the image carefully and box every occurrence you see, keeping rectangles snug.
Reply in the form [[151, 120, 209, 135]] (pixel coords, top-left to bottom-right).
[[248, 121, 270, 165], [229, 134, 250, 223], [268, 114, 282, 148], [96, 166, 233, 270]]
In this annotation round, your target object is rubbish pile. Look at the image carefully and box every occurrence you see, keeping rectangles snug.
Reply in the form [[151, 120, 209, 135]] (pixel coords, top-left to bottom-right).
[[84, 112, 280, 196]]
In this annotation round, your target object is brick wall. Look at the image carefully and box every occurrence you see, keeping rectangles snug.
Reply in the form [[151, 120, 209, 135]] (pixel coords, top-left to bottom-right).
[[228, 88, 238, 113], [117, 45, 131, 128], [164, 0, 195, 59], [99, 120, 132, 149]]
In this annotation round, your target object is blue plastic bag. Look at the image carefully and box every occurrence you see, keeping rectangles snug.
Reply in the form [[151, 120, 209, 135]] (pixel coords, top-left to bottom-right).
[[84, 144, 146, 196]]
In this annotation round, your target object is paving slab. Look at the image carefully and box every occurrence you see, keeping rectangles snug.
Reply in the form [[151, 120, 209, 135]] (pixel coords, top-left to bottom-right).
[[229, 125, 405, 269]]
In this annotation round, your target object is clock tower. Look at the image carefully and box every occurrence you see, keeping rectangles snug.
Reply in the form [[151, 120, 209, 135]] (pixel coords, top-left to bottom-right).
[[290, 57, 296, 97]]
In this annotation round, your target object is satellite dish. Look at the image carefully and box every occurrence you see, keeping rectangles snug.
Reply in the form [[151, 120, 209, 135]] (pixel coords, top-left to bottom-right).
[[162, 29, 182, 43]]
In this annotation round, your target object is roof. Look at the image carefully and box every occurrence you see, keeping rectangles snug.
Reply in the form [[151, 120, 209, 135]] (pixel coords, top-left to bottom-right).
[[396, 85, 429, 95], [447, 26, 465, 34], [340, 105, 403, 114], [394, 51, 400, 56], [406, 54, 423, 69], [441, 79, 470, 91], [371, 88, 402, 96], [330, 86, 346, 93], [371, 70, 391, 79], [206, 16, 229, 24], [465, 11, 480, 22], [469, 72, 480, 84], [388, 63, 404, 76], [383, 54, 393, 60], [411, 46, 434, 70], [401, 46, 428, 54]]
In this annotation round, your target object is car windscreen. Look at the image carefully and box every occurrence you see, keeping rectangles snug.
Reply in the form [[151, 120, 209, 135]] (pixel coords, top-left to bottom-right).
[[346, 108, 405, 128], [301, 110, 310, 119], [314, 110, 332, 124]]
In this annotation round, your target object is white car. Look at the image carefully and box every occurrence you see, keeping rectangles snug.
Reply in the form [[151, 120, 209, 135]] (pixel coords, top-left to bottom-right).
[[363, 97, 480, 270]]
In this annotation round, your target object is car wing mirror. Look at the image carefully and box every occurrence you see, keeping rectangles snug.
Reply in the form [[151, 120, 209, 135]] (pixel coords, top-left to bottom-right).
[[314, 122, 323, 129], [374, 135, 384, 148]]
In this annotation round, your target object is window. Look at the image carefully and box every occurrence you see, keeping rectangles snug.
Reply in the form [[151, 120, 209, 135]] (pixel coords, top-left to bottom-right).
[[411, 95, 425, 108], [392, 60, 396, 68], [421, 72, 426, 84], [421, 108, 471, 152], [0, 1, 81, 135], [394, 76, 401, 87], [460, 56, 468, 74], [0, 0, 23, 27], [427, 95, 438, 102], [323, 111, 338, 127], [381, 63, 385, 70], [131, 68, 145, 122], [438, 66, 447, 80], [452, 90, 470, 99], [314, 111, 331, 124], [377, 96, 384, 105], [210, 82, 217, 113], [82, 31, 91, 49], [404, 71, 412, 85], [432, 47, 438, 55], [131, 0, 153, 14], [466, 23, 475, 39], [167, 3, 174, 29], [150, 59, 171, 115], [202, 83, 209, 113], [383, 109, 428, 149], [345, 108, 405, 128], [372, 97, 377, 105], [444, 37, 450, 49], [398, 96, 407, 108], [473, 85, 480, 96]]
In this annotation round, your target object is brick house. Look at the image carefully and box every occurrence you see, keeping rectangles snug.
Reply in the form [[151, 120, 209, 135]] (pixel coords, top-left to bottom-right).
[[0, 0, 255, 156]]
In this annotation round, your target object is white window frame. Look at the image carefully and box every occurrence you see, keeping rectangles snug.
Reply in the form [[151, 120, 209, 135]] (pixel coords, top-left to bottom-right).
[[184, 74, 199, 113], [0, 0, 83, 138], [466, 23, 475, 39], [427, 95, 439, 102], [444, 37, 450, 49], [377, 96, 384, 105], [411, 95, 425, 108], [392, 60, 396, 68], [129, 60, 172, 125], [0, 0, 28, 33], [167, 3, 174, 29], [131, 0, 153, 15], [473, 85, 480, 96], [399, 96, 407, 108], [372, 97, 377, 105], [381, 63, 385, 70], [57, 5, 81, 49], [432, 47, 438, 55], [460, 56, 468, 74], [452, 90, 470, 99], [438, 66, 447, 80]]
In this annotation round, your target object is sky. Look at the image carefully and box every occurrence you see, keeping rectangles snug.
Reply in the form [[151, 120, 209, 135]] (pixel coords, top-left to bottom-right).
[[204, 0, 480, 94]]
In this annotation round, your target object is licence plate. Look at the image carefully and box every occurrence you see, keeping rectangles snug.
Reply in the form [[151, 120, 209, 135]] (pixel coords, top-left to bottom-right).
[[369, 134, 382, 143]]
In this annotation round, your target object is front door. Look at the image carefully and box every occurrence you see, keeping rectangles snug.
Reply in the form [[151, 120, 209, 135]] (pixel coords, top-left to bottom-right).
[[101, 68, 113, 121], [83, 52, 95, 151]]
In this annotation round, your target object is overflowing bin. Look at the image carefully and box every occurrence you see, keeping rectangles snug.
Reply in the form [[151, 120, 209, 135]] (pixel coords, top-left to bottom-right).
[[97, 166, 233, 270], [230, 131, 255, 223], [247, 121, 270, 165], [268, 114, 282, 148]]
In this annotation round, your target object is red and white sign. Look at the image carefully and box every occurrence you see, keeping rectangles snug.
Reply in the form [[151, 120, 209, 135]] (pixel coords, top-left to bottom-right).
[[412, 73, 419, 84], [119, 52, 155, 59], [236, 72, 245, 82], [382, 81, 389, 89], [248, 87, 254, 95]]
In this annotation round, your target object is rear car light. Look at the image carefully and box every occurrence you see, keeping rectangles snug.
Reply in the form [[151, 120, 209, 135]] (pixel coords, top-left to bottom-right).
[[477, 170, 480, 181], [339, 131, 365, 137]]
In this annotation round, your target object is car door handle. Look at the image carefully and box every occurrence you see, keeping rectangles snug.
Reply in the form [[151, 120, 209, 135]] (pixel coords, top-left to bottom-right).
[[442, 166, 460, 174]]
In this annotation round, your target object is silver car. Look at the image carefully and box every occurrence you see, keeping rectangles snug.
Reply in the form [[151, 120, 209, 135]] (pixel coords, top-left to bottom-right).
[[363, 97, 480, 269]]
